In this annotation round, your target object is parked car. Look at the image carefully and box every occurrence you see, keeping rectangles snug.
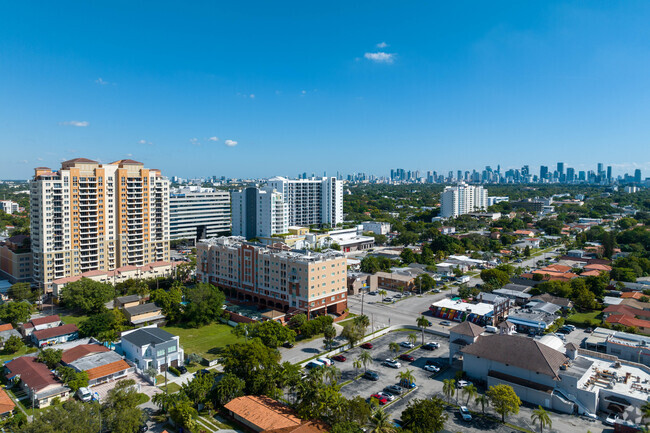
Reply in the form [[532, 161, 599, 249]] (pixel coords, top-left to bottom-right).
[[177, 365, 188, 375], [377, 391, 395, 402], [77, 387, 92, 402], [368, 291, 378, 295], [565, 324, 576, 331], [424, 364, 440, 373], [605, 413, 619, 426], [554, 333, 566, 341], [400, 341, 414, 349], [440, 321, 452, 326], [371, 393, 388, 405], [432, 289, 441, 293], [195, 369, 211, 377], [362, 370, 379, 381], [382, 359, 401, 369], [398, 354, 415, 362], [283, 341, 295, 348], [585, 327, 593, 333], [383, 297, 393, 303], [305, 360, 324, 370], [361, 343, 374, 349], [317, 357, 332, 366], [456, 380, 472, 389], [331, 355, 347, 362], [459, 406, 472, 421], [421, 343, 437, 351], [384, 385, 403, 395], [393, 293, 402, 298]]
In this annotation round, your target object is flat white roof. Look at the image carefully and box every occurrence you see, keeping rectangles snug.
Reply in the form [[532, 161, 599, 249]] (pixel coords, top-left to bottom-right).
[[431, 299, 494, 316]]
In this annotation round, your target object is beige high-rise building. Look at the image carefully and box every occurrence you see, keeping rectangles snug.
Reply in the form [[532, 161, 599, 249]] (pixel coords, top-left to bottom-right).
[[30, 158, 170, 292]]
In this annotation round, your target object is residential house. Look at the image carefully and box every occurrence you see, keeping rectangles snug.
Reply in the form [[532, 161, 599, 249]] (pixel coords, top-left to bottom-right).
[[31, 324, 79, 347], [120, 326, 184, 373], [529, 293, 574, 311], [123, 303, 165, 326], [62, 344, 132, 387], [5, 356, 70, 408], [115, 295, 141, 309], [0, 323, 22, 349], [19, 315, 62, 337], [0, 389, 15, 417]]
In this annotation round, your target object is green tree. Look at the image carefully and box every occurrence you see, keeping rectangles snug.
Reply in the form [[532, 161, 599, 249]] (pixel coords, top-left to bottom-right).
[[3, 334, 24, 354], [168, 397, 198, 432], [37, 348, 63, 369], [462, 383, 478, 405], [102, 379, 146, 433], [341, 322, 365, 348], [378, 289, 387, 302], [250, 320, 296, 348], [388, 342, 400, 357], [443, 378, 455, 403], [416, 316, 431, 345], [353, 315, 370, 335], [289, 313, 307, 330], [475, 394, 489, 414], [400, 248, 417, 264], [368, 408, 395, 433], [407, 332, 417, 346], [218, 339, 282, 395], [415, 273, 435, 292], [9, 283, 34, 302], [59, 278, 114, 314], [56, 366, 89, 392], [324, 324, 337, 350], [358, 350, 373, 372], [79, 309, 126, 340], [487, 384, 521, 422], [401, 397, 447, 433], [524, 245, 531, 257], [0, 301, 31, 326], [150, 284, 183, 323], [396, 369, 415, 388], [480, 269, 511, 289], [183, 283, 226, 327], [531, 405, 552, 433], [212, 373, 246, 406], [181, 371, 214, 406], [16, 400, 101, 433]]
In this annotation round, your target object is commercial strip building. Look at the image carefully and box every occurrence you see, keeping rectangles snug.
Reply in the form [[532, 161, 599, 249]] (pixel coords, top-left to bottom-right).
[[30, 158, 170, 292], [429, 298, 508, 326], [584, 328, 650, 367], [439, 182, 488, 218], [169, 186, 230, 241], [459, 333, 650, 425], [196, 237, 348, 316]]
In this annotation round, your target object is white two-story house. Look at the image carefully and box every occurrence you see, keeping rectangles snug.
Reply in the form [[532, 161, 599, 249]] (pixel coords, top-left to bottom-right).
[[120, 326, 184, 373]]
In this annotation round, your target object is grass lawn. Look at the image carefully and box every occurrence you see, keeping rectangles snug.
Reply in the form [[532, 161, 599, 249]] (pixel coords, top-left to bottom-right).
[[162, 323, 243, 361], [60, 313, 89, 327], [0, 346, 38, 363], [135, 393, 150, 405], [567, 310, 603, 327], [160, 382, 182, 394]]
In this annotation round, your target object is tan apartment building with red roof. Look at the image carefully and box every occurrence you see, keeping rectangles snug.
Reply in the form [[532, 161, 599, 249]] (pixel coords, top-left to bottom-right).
[[30, 158, 170, 292]]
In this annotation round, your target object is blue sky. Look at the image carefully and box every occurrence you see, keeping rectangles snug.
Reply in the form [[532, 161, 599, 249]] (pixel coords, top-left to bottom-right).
[[2, 1, 650, 179]]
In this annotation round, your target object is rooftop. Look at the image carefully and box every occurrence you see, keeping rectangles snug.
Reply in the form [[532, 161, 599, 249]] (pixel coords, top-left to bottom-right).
[[450, 321, 485, 338], [85, 360, 131, 380], [69, 350, 124, 372], [5, 356, 60, 390], [30, 315, 60, 327], [125, 303, 162, 316], [0, 389, 15, 415], [121, 327, 176, 347], [32, 323, 78, 341], [61, 344, 110, 364], [431, 299, 495, 317], [224, 395, 302, 431]]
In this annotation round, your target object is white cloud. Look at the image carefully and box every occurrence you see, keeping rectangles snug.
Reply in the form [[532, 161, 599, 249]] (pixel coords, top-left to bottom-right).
[[301, 90, 307, 96], [376, 42, 388, 48], [364, 52, 395, 63], [138, 139, 147, 144], [249, 94, 255, 99], [208, 136, 219, 142], [37, 157, 44, 161], [126, 153, 133, 157], [224, 139, 238, 147], [95, 77, 109, 85], [59, 120, 89, 127]]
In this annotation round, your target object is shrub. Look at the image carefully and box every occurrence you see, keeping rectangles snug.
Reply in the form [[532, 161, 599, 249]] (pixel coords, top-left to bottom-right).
[[168, 366, 181, 377]]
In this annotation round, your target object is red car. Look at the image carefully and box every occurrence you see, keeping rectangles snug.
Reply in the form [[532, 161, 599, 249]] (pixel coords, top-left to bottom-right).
[[361, 343, 373, 349], [370, 393, 388, 405], [399, 354, 415, 362], [331, 355, 347, 362]]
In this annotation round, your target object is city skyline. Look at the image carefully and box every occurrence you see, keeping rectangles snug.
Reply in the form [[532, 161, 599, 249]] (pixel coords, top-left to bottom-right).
[[2, 2, 650, 179]]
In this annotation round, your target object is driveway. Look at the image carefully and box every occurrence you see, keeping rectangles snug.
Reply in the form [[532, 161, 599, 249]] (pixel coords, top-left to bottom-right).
[[91, 372, 160, 402]]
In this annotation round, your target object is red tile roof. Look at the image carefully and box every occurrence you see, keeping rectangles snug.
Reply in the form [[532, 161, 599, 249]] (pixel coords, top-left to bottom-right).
[[32, 324, 78, 341], [606, 315, 650, 329], [0, 389, 15, 415], [5, 356, 60, 391], [86, 360, 131, 380], [30, 315, 60, 327], [584, 264, 612, 272], [621, 292, 645, 300], [61, 344, 110, 364], [0, 324, 14, 332], [225, 396, 302, 431]]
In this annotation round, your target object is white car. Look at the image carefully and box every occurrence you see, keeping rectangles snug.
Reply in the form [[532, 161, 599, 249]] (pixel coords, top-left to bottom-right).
[[605, 413, 619, 426], [377, 391, 395, 402], [400, 341, 415, 348], [456, 380, 472, 389], [459, 406, 472, 421], [382, 359, 402, 368], [77, 387, 92, 402], [423, 365, 440, 373], [317, 357, 332, 366]]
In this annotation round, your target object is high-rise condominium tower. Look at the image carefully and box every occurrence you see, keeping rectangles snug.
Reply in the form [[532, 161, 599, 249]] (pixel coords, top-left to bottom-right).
[[30, 158, 169, 291], [440, 182, 488, 218]]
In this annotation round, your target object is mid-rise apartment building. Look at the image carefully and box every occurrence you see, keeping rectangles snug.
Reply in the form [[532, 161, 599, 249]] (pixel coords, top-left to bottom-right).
[[170, 186, 230, 241], [196, 236, 347, 316], [30, 158, 170, 291], [440, 182, 488, 218], [266, 176, 343, 227], [231, 187, 288, 239], [0, 200, 20, 214], [0, 235, 32, 283]]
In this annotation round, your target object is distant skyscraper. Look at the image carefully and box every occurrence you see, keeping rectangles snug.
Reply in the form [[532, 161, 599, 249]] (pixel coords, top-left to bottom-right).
[[597, 163, 604, 175], [557, 162, 565, 176], [566, 167, 575, 183], [540, 166, 549, 180], [607, 166, 612, 182], [635, 169, 642, 183]]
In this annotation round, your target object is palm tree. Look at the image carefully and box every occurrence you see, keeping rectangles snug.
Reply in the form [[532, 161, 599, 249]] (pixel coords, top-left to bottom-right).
[[388, 342, 400, 357], [396, 369, 415, 388], [368, 408, 395, 433], [323, 325, 337, 350], [354, 315, 370, 336], [407, 332, 417, 347], [531, 406, 552, 433], [324, 366, 342, 386], [462, 383, 477, 406], [353, 358, 362, 374], [416, 315, 431, 345], [378, 289, 387, 302], [443, 379, 456, 404], [358, 350, 373, 372], [475, 394, 489, 414]]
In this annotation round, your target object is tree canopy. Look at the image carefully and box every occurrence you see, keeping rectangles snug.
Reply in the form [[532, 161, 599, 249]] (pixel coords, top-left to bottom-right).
[[59, 278, 114, 314]]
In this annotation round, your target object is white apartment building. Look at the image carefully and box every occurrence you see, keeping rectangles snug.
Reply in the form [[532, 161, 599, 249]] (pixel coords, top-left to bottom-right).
[[197, 236, 347, 316], [440, 182, 488, 218], [231, 187, 288, 239], [169, 186, 230, 241], [361, 221, 391, 235], [266, 176, 343, 227], [0, 200, 20, 214], [30, 158, 170, 292]]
